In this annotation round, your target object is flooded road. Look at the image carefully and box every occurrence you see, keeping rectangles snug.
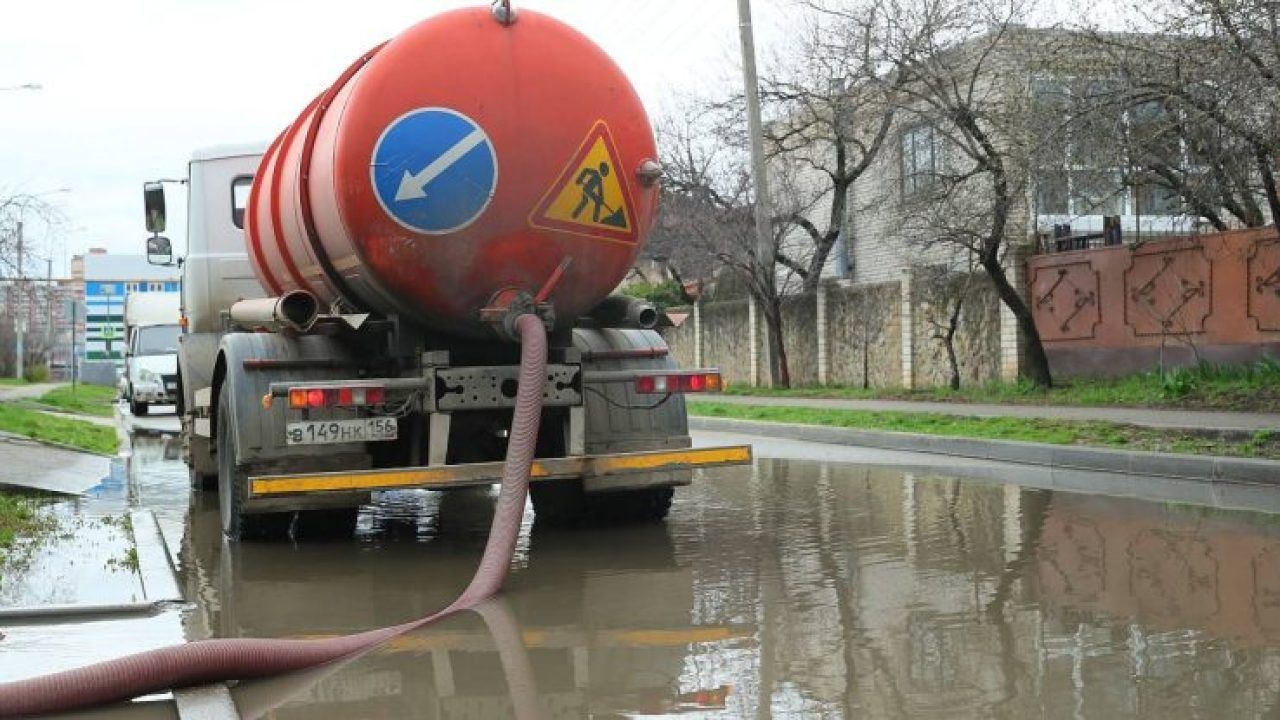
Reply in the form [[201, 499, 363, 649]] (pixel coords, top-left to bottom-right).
[[22, 428, 1280, 718]]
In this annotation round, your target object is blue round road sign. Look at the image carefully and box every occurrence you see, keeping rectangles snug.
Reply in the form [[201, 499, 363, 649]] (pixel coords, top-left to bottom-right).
[[370, 107, 498, 235]]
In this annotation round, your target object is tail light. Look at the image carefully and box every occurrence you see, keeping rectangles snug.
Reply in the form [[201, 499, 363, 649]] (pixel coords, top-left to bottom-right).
[[288, 384, 387, 409], [635, 371, 722, 395]]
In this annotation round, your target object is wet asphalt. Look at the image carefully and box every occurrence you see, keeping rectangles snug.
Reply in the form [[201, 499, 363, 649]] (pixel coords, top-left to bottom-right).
[[9, 415, 1280, 718]]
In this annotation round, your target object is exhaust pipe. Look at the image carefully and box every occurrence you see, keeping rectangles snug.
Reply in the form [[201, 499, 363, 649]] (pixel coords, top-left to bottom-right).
[[229, 290, 320, 333], [586, 294, 659, 330]]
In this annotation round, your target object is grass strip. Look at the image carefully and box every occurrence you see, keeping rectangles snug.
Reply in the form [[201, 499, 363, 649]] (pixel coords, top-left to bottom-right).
[[688, 400, 1280, 461], [0, 490, 55, 574], [0, 404, 119, 455], [720, 359, 1280, 413], [33, 384, 118, 418]]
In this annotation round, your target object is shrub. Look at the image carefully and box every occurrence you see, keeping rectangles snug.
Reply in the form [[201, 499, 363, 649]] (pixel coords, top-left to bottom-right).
[[23, 365, 48, 383]]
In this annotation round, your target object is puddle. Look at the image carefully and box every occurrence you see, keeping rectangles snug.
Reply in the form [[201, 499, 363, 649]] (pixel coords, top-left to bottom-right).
[[11, 427, 1280, 718]]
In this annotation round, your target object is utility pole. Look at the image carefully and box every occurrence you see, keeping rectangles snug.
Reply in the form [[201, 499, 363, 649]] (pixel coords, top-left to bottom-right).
[[736, 0, 779, 385], [46, 258, 53, 378], [14, 221, 23, 380], [70, 300, 77, 391]]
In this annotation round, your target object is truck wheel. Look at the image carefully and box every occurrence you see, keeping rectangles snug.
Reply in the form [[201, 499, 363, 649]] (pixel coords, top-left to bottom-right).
[[189, 468, 217, 492], [294, 508, 360, 539], [131, 399, 149, 416], [217, 384, 291, 541], [531, 480, 673, 526]]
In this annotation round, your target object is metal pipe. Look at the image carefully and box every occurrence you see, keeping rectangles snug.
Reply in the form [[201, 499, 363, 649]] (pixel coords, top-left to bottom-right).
[[585, 294, 659, 330], [228, 290, 319, 333]]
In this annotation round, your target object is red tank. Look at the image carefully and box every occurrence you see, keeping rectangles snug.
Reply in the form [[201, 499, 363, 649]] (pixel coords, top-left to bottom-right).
[[245, 7, 658, 337]]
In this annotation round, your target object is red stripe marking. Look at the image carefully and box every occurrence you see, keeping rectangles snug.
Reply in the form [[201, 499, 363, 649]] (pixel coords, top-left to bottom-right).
[[247, 132, 285, 296], [295, 42, 388, 309], [269, 96, 323, 297]]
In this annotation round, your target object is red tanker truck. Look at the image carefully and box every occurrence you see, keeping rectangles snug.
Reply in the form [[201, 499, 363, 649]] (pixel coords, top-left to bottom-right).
[[140, 6, 751, 540]]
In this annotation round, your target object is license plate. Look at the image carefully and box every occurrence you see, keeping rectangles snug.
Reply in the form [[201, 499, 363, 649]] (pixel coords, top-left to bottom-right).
[[286, 418, 398, 446]]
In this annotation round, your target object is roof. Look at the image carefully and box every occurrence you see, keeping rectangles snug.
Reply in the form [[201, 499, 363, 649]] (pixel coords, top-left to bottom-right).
[[83, 254, 181, 282], [190, 142, 269, 163]]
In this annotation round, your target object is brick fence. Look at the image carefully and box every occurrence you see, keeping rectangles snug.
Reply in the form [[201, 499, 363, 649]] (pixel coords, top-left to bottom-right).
[[1028, 228, 1280, 376]]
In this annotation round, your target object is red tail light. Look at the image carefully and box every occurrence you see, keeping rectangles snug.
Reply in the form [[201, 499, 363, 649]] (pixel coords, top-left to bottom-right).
[[286, 385, 387, 409], [634, 371, 722, 395]]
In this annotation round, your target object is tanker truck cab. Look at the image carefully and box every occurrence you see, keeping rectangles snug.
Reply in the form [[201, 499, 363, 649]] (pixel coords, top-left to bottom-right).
[[145, 144, 268, 485], [146, 13, 749, 542]]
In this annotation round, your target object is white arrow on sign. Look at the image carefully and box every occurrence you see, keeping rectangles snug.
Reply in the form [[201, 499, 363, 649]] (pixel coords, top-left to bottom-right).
[[394, 129, 489, 202]]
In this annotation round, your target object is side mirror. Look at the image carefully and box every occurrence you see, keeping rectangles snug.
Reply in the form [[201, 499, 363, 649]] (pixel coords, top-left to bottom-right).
[[147, 235, 173, 266], [144, 181, 166, 233]]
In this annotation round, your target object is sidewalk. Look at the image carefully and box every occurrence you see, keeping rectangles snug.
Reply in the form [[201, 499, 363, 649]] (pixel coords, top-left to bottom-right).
[[0, 383, 61, 403], [704, 394, 1280, 434]]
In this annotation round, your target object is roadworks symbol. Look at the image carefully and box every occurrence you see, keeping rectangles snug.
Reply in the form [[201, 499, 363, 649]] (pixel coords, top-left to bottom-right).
[[529, 120, 638, 244]]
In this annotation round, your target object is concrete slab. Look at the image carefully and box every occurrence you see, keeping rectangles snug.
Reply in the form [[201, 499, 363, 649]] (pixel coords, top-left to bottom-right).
[[0, 435, 112, 495], [131, 510, 182, 602], [173, 685, 238, 720]]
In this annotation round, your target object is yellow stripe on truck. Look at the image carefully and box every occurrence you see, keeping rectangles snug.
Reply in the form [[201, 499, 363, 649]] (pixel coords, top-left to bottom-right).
[[249, 445, 752, 497]]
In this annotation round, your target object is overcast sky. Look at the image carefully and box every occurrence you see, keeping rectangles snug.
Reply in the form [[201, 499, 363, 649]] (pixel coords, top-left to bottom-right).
[[1, 0, 792, 275]]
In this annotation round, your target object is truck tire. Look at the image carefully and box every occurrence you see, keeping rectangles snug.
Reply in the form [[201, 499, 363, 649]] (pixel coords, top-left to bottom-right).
[[529, 328, 685, 527], [131, 399, 149, 416], [189, 468, 217, 492], [531, 481, 673, 526], [217, 383, 291, 541]]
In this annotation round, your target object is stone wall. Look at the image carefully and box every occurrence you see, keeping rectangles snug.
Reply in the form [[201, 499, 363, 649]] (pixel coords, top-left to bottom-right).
[[665, 308, 697, 370], [777, 293, 819, 386], [910, 269, 1002, 388], [826, 282, 903, 388], [661, 277, 1005, 390], [701, 299, 753, 384]]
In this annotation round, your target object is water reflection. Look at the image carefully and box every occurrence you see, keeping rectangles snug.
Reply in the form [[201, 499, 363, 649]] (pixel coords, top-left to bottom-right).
[[166, 451, 1280, 718]]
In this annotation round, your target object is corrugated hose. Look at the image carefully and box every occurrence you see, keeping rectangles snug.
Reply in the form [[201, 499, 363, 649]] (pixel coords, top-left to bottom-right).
[[0, 313, 548, 717]]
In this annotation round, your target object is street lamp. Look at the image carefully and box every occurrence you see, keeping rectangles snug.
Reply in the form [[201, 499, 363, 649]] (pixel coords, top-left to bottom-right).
[[12, 187, 71, 380]]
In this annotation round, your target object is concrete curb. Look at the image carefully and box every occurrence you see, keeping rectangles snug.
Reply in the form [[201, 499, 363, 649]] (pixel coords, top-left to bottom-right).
[[691, 416, 1280, 485], [130, 510, 183, 602]]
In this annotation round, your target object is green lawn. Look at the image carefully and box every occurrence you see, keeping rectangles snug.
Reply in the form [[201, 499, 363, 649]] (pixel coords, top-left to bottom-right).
[[0, 378, 29, 387], [688, 401, 1280, 460], [0, 404, 119, 455], [33, 384, 118, 418], [721, 359, 1280, 413]]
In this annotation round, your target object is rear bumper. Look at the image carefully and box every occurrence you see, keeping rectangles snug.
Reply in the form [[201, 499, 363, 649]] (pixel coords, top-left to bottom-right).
[[247, 445, 753, 499]]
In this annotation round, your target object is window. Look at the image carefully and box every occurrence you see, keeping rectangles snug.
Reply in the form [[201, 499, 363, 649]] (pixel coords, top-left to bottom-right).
[[1036, 163, 1069, 215], [125, 282, 140, 293], [1134, 183, 1183, 215], [902, 125, 939, 195], [135, 325, 182, 355], [231, 175, 253, 229], [1071, 170, 1126, 215], [148, 282, 165, 292]]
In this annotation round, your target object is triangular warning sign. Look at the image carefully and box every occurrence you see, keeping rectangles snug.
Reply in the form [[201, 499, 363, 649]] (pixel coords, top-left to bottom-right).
[[530, 121, 638, 244]]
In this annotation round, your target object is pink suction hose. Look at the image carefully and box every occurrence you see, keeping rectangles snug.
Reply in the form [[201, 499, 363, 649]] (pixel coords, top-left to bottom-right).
[[0, 314, 547, 717]]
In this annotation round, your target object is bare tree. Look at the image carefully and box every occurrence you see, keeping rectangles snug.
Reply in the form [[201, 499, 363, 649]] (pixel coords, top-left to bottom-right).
[[822, 0, 1056, 386], [1066, 0, 1280, 230], [0, 191, 69, 375], [655, 107, 806, 387], [761, 12, 899, 290], [0, 192, 66, 279]]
